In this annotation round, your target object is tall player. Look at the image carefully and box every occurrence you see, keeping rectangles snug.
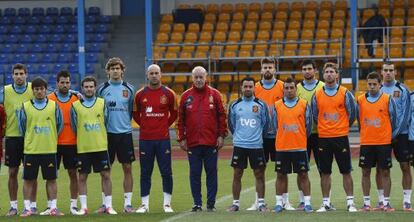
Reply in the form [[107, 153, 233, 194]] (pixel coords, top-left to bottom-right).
[[0, 63, 38, 216], [133, 64, 177, 213], [296, 60, 324, 209], [378, 62, 412, 211], [96, 57, 136, 213]]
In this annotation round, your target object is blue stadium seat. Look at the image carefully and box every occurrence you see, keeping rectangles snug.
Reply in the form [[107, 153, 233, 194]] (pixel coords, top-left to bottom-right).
[[0, 44, 13, 53], [92, 34, 106, 43], [65, 24, 77, 33], [32, 7, 45, 16], [86, 15, 97, 24], [85, 24, 94, 33], [42, 53, 54, 63], [35, 34, 48, 43], [42, 16, 55, 25], [0, 64, 6, 75], [68, 63, 78, 74], [56, 16, 70, 24], [14, 16, 27, 25], [0, 25, 8, 34], [86, 53, 98, 63], [26, 64, 36, 74], [18, 8, 30, 17], [52, 63, 66, 73], [46, 7, 59, 16], [61, 43, 75, 52], [99, 15, 111, 24], [0, 54, 10, 64], [96, 24, 109, 33], [21, 34, 33, 43], [63, 33, 76, 43], [38, 64, 50, 75], [50, 34, 63, 43], [46, 43, 60, 53], [27, 16, 41, 25], [16, 44, 29, 53], [4, 34, 19, 43], [5, 74, 13, 84], [39, 25, 52, 34], [57, 53, 69, 63], [55, 25, 66, 33], [32, 44, 43, 53], [0, 17, 12, 25], [70, 53, 78, 63], [87, 43, 102, 52], [88, 7, 100, 16], [28, 54, 40, 64], [26, 25, 37, 34], [13, 54, 26, 64], [86, 63, 95, 74], [60, 7, 73, 16], [10, 25, 23, 34], [4, 8, 16, 17]]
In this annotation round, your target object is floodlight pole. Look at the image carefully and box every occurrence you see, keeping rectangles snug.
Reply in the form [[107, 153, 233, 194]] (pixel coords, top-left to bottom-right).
[[350, 0, 357, 90], [145, 0, 153, 68], [77, 0, 86, 80]]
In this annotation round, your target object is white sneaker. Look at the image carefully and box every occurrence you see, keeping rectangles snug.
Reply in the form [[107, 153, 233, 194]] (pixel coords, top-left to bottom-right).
[[163, 205, 174, 213], [283, 202, 296, 211], [316, 204, 336, 212], [74, 208, 88, 215], [105, 207, 118, 215], [135, 204, 149, 213], [246, 202, 258, 211], [347, 204, 358, 212], [39, 208, 51, 216], [70, 207, 78, 215]]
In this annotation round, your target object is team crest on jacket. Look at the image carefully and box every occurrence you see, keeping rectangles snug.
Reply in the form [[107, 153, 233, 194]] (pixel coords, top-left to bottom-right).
[[393, 91, 400, 98], [209, 95, 214, 103], [122, 90, 128, 98], [252, 105, 259, 113], [160, 95, 168, 104]]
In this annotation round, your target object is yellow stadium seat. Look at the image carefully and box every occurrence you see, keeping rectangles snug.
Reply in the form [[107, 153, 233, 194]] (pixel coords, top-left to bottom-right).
[[263, 2, 275, 12], [304, 11, 317, 21], [378, 9, 390, 19], [390, 47, 402, 58], [172, 84, 184, 94], [176, 63, 190, 73], [359, 48, 369, 58], [298, 49, 311, 56], [184, 32, 197, 43], [220, 4, 233, 14], [320, 1, 333, 11], [182, 45, 195, 52], [167, 45, 180, 53], [378, 0, 390, 10], [164, 52, 177, 59], [328, 48, 340, 56], [199, 32, 212, 43], [225, 42, 239, 51], [159, 23, 171, 33], [305, 1, 319, 11], [242, 31, 255, 41], [329, 42, 341, 50], [255, 43, 268, 52], [213, 31, 227, 42], [261, 12, 273, 22], [204, 13, 216, 23], [317, 20, 330, 29], [218, 13, 231, 23], [257, 30, 270, 41], [276, 2, 289, 12], [409, 1, 414, 8], [245, 21, 257, 31], [235, 3, 248, 13], [313, 49, 326, 55], [269, 48, 282, 57], [333, 10, 346, 20], [284, 41, 297, 50], [194, 51, 207, 58], [259, 21, 272, 31], [288, 20, 301, 30], [332, 19, 345, 30], [362, 9, 375, 20], [239, 50, 251, 58], [405, 68, 414, 78], [273, 21, 286, 31], [275, 11, 288, 20], [303, 21, 315, 30], [315, 29, 329, 39], [228, 31, 241, 42], [291, 2, 304, 12], [247, 12, 259, 22], [178, 4, 190, 9], [407, 18, 414, 26], [230, 22, 243, 32], [155, 33, 169, 43], [409, 8, 414, 16], [392, 18, 404, 26], [209, 46, 223, 58], [335, 0, 348, 10], [161, 75, 173, 83], [240, 43, 253, 51], [192, 4, 205, 11], [271, 30, 285, 40], [161, 14, 173, 24], [174, 75, 188, 84], [170, 32, 183, 43], [286, 30, 299, 40], [216, 22, 229, 32], [201, 22, 214, 32], [173, 23, 185, 33], [319, 10, 332, 20], [314, 43, 328, 50], [179, 52, 192, 59], [391, 29, 403, 38], [206, 4, 219, 14], [232, 12, 245, 22], [394, 0, 405, 8], [187, 23, 200, 33], [248, 2, 261, 12], [301, 30, 314, 40], [283, 50, 296, 57], [299, 41, 313, 50], [290, 11, 302, 21]]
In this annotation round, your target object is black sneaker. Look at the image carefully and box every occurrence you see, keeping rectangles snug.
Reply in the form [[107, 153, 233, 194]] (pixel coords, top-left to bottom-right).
[[207, 203, 216, 212], [191, 205, 202, 212]]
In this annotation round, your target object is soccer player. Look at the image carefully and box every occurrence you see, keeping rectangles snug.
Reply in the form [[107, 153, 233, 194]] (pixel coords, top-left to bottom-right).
[[18, 77, 63, 217], [0, 63, 38, 216], [44, 70, 79, 215], [296, 60, 324, 209], [311, 62, 357, 212], [357, 72, 397, 212], [273, 77, 313, 213], [133, 64, 177, 213], [378, 62, 412, 211], [96, 57, 135, 213], [227, 77, 269, 212], [71, 76, 117, 215], [249, 57, 294, 210], [177, 66, 227, 212]]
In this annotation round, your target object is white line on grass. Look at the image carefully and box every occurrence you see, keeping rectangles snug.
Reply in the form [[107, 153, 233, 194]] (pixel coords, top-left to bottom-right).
[[160, 178, 276, 222]]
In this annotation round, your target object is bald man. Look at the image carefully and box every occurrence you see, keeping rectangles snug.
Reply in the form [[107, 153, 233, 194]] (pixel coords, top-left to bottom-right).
[[133, 64, 178, 213], [177, 66, 228, 212]]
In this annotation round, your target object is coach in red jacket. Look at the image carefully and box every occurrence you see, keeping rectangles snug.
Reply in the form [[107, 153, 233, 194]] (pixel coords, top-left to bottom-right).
[[177, 66, 227, 212]]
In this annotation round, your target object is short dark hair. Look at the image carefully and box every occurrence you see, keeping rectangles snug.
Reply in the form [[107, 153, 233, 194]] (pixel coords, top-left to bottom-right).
[[56, 70, 71, 82], [81, 75, 97, 87], [300, 60, 316, 69], [12, 63, 28, 74], [31, 77, 47, 89], [366, 71, 382, 83], [323, 62, 339, 73], [105, 57, 126, 71], [382, 61, 394, 67], [283, 77, 296, 87], [240, 76, 255, 85], [261, 57, 275, 66]]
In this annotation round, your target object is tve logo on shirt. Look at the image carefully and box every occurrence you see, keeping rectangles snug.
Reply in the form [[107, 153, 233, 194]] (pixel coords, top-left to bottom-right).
[[364, 118, 381, 128], [240, 118, 257, 128], [33, 126, 51, 135], [83, 123, 101, 132]]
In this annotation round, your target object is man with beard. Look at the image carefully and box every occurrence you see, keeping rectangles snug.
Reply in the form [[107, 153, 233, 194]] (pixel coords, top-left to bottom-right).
[[311, 63, 357, 212], [227, 77, 269, 212], [296, 60, 325, 209], [133, 64, 177, 213]]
